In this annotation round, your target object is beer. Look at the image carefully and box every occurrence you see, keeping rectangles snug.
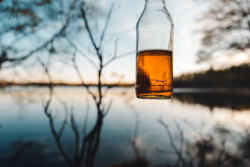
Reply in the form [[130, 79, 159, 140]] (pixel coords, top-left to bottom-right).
[[136, 49, 173, 99]]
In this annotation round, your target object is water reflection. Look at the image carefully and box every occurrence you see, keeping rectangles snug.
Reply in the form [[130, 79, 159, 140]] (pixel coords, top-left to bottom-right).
[[1, 87, 250, 167], [0, 140, 48, 167], [173, 89, 250, 111]]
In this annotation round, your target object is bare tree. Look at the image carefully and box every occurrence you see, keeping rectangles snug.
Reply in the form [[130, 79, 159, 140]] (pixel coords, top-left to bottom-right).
[[195, 0, 250, 63], [37, 2, 133, 167]]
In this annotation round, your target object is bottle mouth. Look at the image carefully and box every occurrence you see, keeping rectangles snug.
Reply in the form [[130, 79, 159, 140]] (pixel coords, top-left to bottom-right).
[[145, 0, 166, 7]]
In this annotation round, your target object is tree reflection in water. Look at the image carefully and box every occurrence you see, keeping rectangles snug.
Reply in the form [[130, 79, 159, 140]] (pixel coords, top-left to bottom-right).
[[1, 88, 250, 167], [157, 118, 250, 167]]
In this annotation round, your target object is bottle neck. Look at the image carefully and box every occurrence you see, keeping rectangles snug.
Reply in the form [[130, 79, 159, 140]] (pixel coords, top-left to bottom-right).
[[145, 0, 166, 8]]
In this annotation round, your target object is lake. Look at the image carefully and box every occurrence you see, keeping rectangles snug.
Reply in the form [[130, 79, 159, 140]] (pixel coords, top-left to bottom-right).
[[0, 86, 250, 167]]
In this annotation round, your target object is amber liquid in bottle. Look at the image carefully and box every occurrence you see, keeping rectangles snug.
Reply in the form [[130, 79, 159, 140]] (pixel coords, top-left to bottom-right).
[[136, 49, 173, 99]]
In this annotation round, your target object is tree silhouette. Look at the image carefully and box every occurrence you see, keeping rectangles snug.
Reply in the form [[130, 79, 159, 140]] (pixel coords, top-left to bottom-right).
[[35, 2, 133, 167], [195, 0, 250, 63], [0, 0, 97, 70]]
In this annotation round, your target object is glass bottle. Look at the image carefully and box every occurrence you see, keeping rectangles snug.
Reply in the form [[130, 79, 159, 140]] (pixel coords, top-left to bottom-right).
[[136, 0, 174, 99]]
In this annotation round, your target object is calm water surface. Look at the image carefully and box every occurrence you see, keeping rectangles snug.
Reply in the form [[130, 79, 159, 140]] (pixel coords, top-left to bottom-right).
[[0, 87, 250, 167]]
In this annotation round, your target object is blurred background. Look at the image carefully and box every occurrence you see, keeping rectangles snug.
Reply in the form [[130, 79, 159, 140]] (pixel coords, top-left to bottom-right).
[[0, 0, 250, 166]]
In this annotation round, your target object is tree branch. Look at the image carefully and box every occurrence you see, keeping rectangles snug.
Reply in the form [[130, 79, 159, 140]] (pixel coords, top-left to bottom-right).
[[80, 6, 100, 58], [65, 36, 98, 70], [70, 108, 80, 161], [103, 51, 135, 67]]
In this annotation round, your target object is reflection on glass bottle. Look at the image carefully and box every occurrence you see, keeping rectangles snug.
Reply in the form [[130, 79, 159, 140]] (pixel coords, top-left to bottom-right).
[[136, 0, 174, 99], [136, 67, 151, 94]]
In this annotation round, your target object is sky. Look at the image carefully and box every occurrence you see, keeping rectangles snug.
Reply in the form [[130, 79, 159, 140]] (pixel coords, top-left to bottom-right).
[[88, 0, 210, 83], [0, 0, 212, 84]]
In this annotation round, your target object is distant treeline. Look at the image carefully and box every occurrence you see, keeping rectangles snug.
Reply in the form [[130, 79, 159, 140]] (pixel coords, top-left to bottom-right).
[[1, 64, 250, 88], [0, 81, 134, 88], [174, 64, 250, 88]]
